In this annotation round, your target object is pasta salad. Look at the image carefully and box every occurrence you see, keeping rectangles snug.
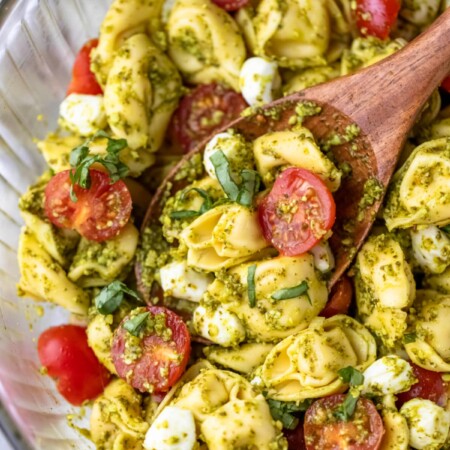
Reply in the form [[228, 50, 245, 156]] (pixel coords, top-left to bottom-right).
[[16, 0, 450, 449]]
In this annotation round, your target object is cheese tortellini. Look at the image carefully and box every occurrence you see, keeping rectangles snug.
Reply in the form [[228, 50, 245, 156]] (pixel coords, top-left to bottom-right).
[[167, 0, 246, 90], [260, 315, 376, 401], [169, 369, 287, 450]]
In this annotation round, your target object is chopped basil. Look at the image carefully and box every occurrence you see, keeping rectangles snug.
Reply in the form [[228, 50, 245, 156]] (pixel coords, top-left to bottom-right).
[[403, 332, 417, 344], [267, 399, 312, 430], [334, 392, 359, 422], [338, 367, 364, 386], [441, 225, 450, 234], [209, 150, 260, 207], [69, 130, 129, 201], [247, 264, 257, 308], [123, 312, 150, 337], [170, 188, 213, 220], [271, 281, 311, 304], [95, 280, 141, 315]]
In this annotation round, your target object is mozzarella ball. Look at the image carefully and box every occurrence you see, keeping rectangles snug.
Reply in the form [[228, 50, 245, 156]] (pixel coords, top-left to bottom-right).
[[310, 241, 335, 273]]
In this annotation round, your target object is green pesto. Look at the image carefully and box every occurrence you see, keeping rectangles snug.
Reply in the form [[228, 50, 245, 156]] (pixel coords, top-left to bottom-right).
[[357, 178, 384, 221], [289, 101, 322, 126]]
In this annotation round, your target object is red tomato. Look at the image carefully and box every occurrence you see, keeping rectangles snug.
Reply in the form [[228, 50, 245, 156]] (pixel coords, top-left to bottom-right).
[[44, 169, 132, 242], [284, 424, 307, 450], [67, 39, 103, 96], [111, 306, 191, 393], [441, 75, 450, 93], [38, 325, 110, 405], [211, 0, 249, 11], [320, 276, 353, 318], [304, 395, 384, 450], [396, 363, 448, 408], [355, 0, 401, 40], [170, 83, 248, 152], [258, 168, 336, 256]]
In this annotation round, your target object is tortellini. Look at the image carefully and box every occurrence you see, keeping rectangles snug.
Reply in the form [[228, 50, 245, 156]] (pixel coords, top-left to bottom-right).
[[91, 0, 166, 87], [180, 204, 269, 271], [167, 0, 246, 90], [87, 314, 117, 374], [400, 0, 442, 27], [283, 65, 339, 95], [404, 290, 450, 372], [384, 138, 450, 230], [68, 223, 139, 287], [37, 134, 83, 173], [170, 369, 287, 450], [104, 33, 181, 155], [355, 233, 415, 349], [260, 315, 376, 401], [91, 379, 149, 450], [17, 228, 89, 315], [236, 0, 331, 69], [253, 127, 342, 191], [196, 255, 328, 343], [378, 395, 410, 450]]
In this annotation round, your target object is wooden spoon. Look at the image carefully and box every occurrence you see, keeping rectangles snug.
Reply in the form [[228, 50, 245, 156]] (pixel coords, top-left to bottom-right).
[[137, 9, 450, 301]]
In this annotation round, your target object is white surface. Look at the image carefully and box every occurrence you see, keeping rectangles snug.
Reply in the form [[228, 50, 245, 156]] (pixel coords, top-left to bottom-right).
[[0, 0, 112, 448]]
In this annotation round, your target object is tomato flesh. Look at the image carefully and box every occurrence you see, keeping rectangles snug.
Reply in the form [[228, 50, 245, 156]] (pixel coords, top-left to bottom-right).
[[320, 276, 353, 318], [258, 168, 336, 256], [111, 306, 191, 393], [170, 83, 247, 152], [67, 39, 103, 96], [211, 0, 249, 11], [44, 169, 132, 242], [304, 394, 384, 450], [396, 363, 447, 408], [284, 424, 307, 450], [38, 325, 110, 405], [441, 75, 450, 93], [355, 0, 401, 40]]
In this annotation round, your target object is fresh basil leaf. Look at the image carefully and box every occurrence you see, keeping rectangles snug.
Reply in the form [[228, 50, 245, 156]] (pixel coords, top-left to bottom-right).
[[267, 399, 312, 430], [247, 264, 257, 308], [95, 280, 141, 315], [441, 225, 450, 234], [237, 169, 260, 207], [123, 312, 149, 337], [69, 144, 90, 167], [210, 150, 240, 201], [271, 281, 310, 304], [338, 367, 364, 386], [334, 392, 359, 422], [403, 332, 417, 344], [170, 210, 201, 220], [171, 188, 214, 220]]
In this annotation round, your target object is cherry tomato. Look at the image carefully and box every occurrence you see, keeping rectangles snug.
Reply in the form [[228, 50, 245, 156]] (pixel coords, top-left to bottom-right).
[[111, 306, 191, 393], [320, 276, 353, 318], [396, 363, 447, 408], [38, 325, 110, 406], [258, 168, 336, 256], [441, 75, 450, 93], [170, 83, 248, 152], [67, 39, 103, 96], [44, 169, 132, 242], [355, 0, 401, 40], [284, 424, 307, 450], [211, 0, 249, 11], [304, 394, 384, 450]]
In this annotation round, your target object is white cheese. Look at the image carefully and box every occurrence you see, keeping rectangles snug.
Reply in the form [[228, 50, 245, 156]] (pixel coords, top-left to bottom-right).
[[159, 261, 213, 302], [310, 241, 335, 273], [362, 355, 416, 395], [193, 304, 246, 347], [400, 398, 450, 449], [143, 406, 196, 450], [59, 93, 107, 136], [239, 57, 281, 106]]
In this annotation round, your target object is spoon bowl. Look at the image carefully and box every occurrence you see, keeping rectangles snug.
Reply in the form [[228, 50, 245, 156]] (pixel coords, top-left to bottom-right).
[[137, 8, 450, 301]]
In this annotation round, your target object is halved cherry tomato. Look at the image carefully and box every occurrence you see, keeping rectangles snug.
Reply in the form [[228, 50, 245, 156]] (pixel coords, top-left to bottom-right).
[[396, 363, 447, 408], [38, 325, 110, 406], [170, 83, 248, 152], [441, 75, 450, 93], [320, 276, 353, 318], [67, 39, 103, 96], [258, 168, 336, 256], [111, 306, 191, 393], [284, 423, 307, 450], [355, 0, 401, 40], [304, 394, 384, 450], [211, 0, 249, 11], [44, 169, 132, 242]]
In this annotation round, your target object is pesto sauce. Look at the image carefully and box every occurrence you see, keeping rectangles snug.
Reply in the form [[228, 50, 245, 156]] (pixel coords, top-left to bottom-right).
[[357, 178, 384, 221]]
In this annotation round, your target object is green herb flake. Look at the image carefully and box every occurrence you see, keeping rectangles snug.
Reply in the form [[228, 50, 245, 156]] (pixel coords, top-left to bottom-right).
[[95, 280, 141, 315], [403, 332, 417, 344], [334, 392, 359, 422], [170, 188, 214, 220], [267, 399, 312, 430], [123, 312, 150, 337], [271, 281, 310, 304], [338, 367, 364, 386], [247, 264, 257, 308], [440, 225, 450, 234]]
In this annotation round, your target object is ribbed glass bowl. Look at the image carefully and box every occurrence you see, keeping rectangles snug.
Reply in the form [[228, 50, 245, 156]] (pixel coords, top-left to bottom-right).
[[0, 1, 111, 448]]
